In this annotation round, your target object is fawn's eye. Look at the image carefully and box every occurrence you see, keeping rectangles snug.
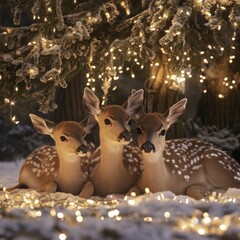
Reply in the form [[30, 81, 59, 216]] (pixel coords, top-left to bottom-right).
[[104, 118, 112, 125], [60, 136, 67, 142], [128, 119, 132, 126], [137, 127, 142, 134], [159, 129, 166, 136]]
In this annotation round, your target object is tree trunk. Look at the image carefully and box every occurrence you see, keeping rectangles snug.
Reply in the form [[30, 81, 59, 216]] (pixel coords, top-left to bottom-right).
[[197, 86, 240, 128], [52, 69, 86, 123], [197, 55, 240, 129], [145, 53, 184, 139]]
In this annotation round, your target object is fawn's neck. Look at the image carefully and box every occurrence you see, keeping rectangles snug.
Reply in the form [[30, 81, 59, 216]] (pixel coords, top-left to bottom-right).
[[100, 140, 125, 168], [92, 138, 136, 196], [139, 147, 169, 192], [57, 150, 85, 195]]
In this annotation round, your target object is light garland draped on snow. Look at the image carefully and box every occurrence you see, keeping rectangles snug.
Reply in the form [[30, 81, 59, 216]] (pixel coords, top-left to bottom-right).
[[0, 188, 240, 239]]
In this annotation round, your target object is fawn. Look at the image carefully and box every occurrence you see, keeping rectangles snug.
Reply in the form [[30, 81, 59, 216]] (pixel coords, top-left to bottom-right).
[[83, 87, 143, 196], [134, 98, 240, 199], [3, 114, 97, 197]]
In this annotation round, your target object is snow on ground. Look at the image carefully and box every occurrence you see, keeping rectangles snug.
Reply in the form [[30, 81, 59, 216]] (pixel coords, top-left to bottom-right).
[[0, 160, 240, 240], [0, 159, 23, 188]]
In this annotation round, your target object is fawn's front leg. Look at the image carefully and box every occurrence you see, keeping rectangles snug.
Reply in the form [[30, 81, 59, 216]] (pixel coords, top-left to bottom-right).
[[185, 184, 224, 200], [41, 181, 58, 193], [79, 181, 94, 198]]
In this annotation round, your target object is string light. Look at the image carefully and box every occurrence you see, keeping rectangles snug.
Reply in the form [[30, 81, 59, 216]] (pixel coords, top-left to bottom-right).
[[0, 189, 239, 239], [59, 233, 67, 240], [1, 0, 239, 122]]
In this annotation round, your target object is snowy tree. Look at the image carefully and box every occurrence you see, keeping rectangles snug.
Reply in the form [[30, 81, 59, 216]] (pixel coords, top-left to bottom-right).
[[0, 0, 239, 129]]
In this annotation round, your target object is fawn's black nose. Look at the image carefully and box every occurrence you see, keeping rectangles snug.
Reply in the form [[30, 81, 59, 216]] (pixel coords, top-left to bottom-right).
[[77, 144, 88, 154], [141, 141, 156, 153], [119, 130, 132, 142]]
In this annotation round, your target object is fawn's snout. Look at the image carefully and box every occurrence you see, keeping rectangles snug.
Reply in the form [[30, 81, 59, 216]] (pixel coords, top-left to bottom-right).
[[76, 144, 88, 156], [119, 130, 132, 143], [141, 141, 156, 153]]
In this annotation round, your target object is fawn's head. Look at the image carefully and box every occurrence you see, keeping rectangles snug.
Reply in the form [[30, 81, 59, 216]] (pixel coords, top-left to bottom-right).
[[135, 98, 187, 154], [29, 114, 96, 156], [83, 87, 144, 145]]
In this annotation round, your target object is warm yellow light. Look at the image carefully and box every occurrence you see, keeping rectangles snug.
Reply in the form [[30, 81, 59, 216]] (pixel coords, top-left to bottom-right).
[[128, 199, 136, 206], [145, 188, 150, 194], [108, 209, 120, 218], [76, 215, 83, 222], [197, 228, 206, 235], [57, 212, 64, 219], [59, 233, 67, 240], [87, 199, 95, 205], [4, 98, 10, 104], [164, 211, 171, 219], [144, 217, 153, 222], [35, 211, 42, 217], [219, 224, 227, 231], [130, 192, 136, 197]]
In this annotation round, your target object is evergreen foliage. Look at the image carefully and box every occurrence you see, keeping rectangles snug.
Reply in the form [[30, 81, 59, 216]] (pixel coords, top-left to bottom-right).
[[0, 0, 239, 119]]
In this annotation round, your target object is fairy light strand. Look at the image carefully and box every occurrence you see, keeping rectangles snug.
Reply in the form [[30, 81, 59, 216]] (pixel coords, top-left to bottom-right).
[[0, 189, 239, 239]]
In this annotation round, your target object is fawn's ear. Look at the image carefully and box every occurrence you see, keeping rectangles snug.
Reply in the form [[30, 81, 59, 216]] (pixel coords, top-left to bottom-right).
[[126, 89, 144, 118], [29, 114, 55, 135], [83, 87, 101, 118], [81, 115, 98, 134], [122, 89, 137, 109], [165, 98, 187, 127]]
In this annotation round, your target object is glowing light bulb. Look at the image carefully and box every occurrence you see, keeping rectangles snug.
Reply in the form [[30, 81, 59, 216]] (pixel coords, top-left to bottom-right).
[[57, 212, 64, 219], [164, 211, 171, 219], [130, 192, 137, 197], [144, 217, 153, 222], [128, 199, 136, 206], [59, 233, 67, 240], [197, 228, 206, 235], [76, 215, 83, 222], [145, 188, 150, 194], [4, 98, 10, 104]]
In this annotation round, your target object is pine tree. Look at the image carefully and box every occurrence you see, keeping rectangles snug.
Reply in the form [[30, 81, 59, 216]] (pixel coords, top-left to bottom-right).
[[0, 0, 239, 128]]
